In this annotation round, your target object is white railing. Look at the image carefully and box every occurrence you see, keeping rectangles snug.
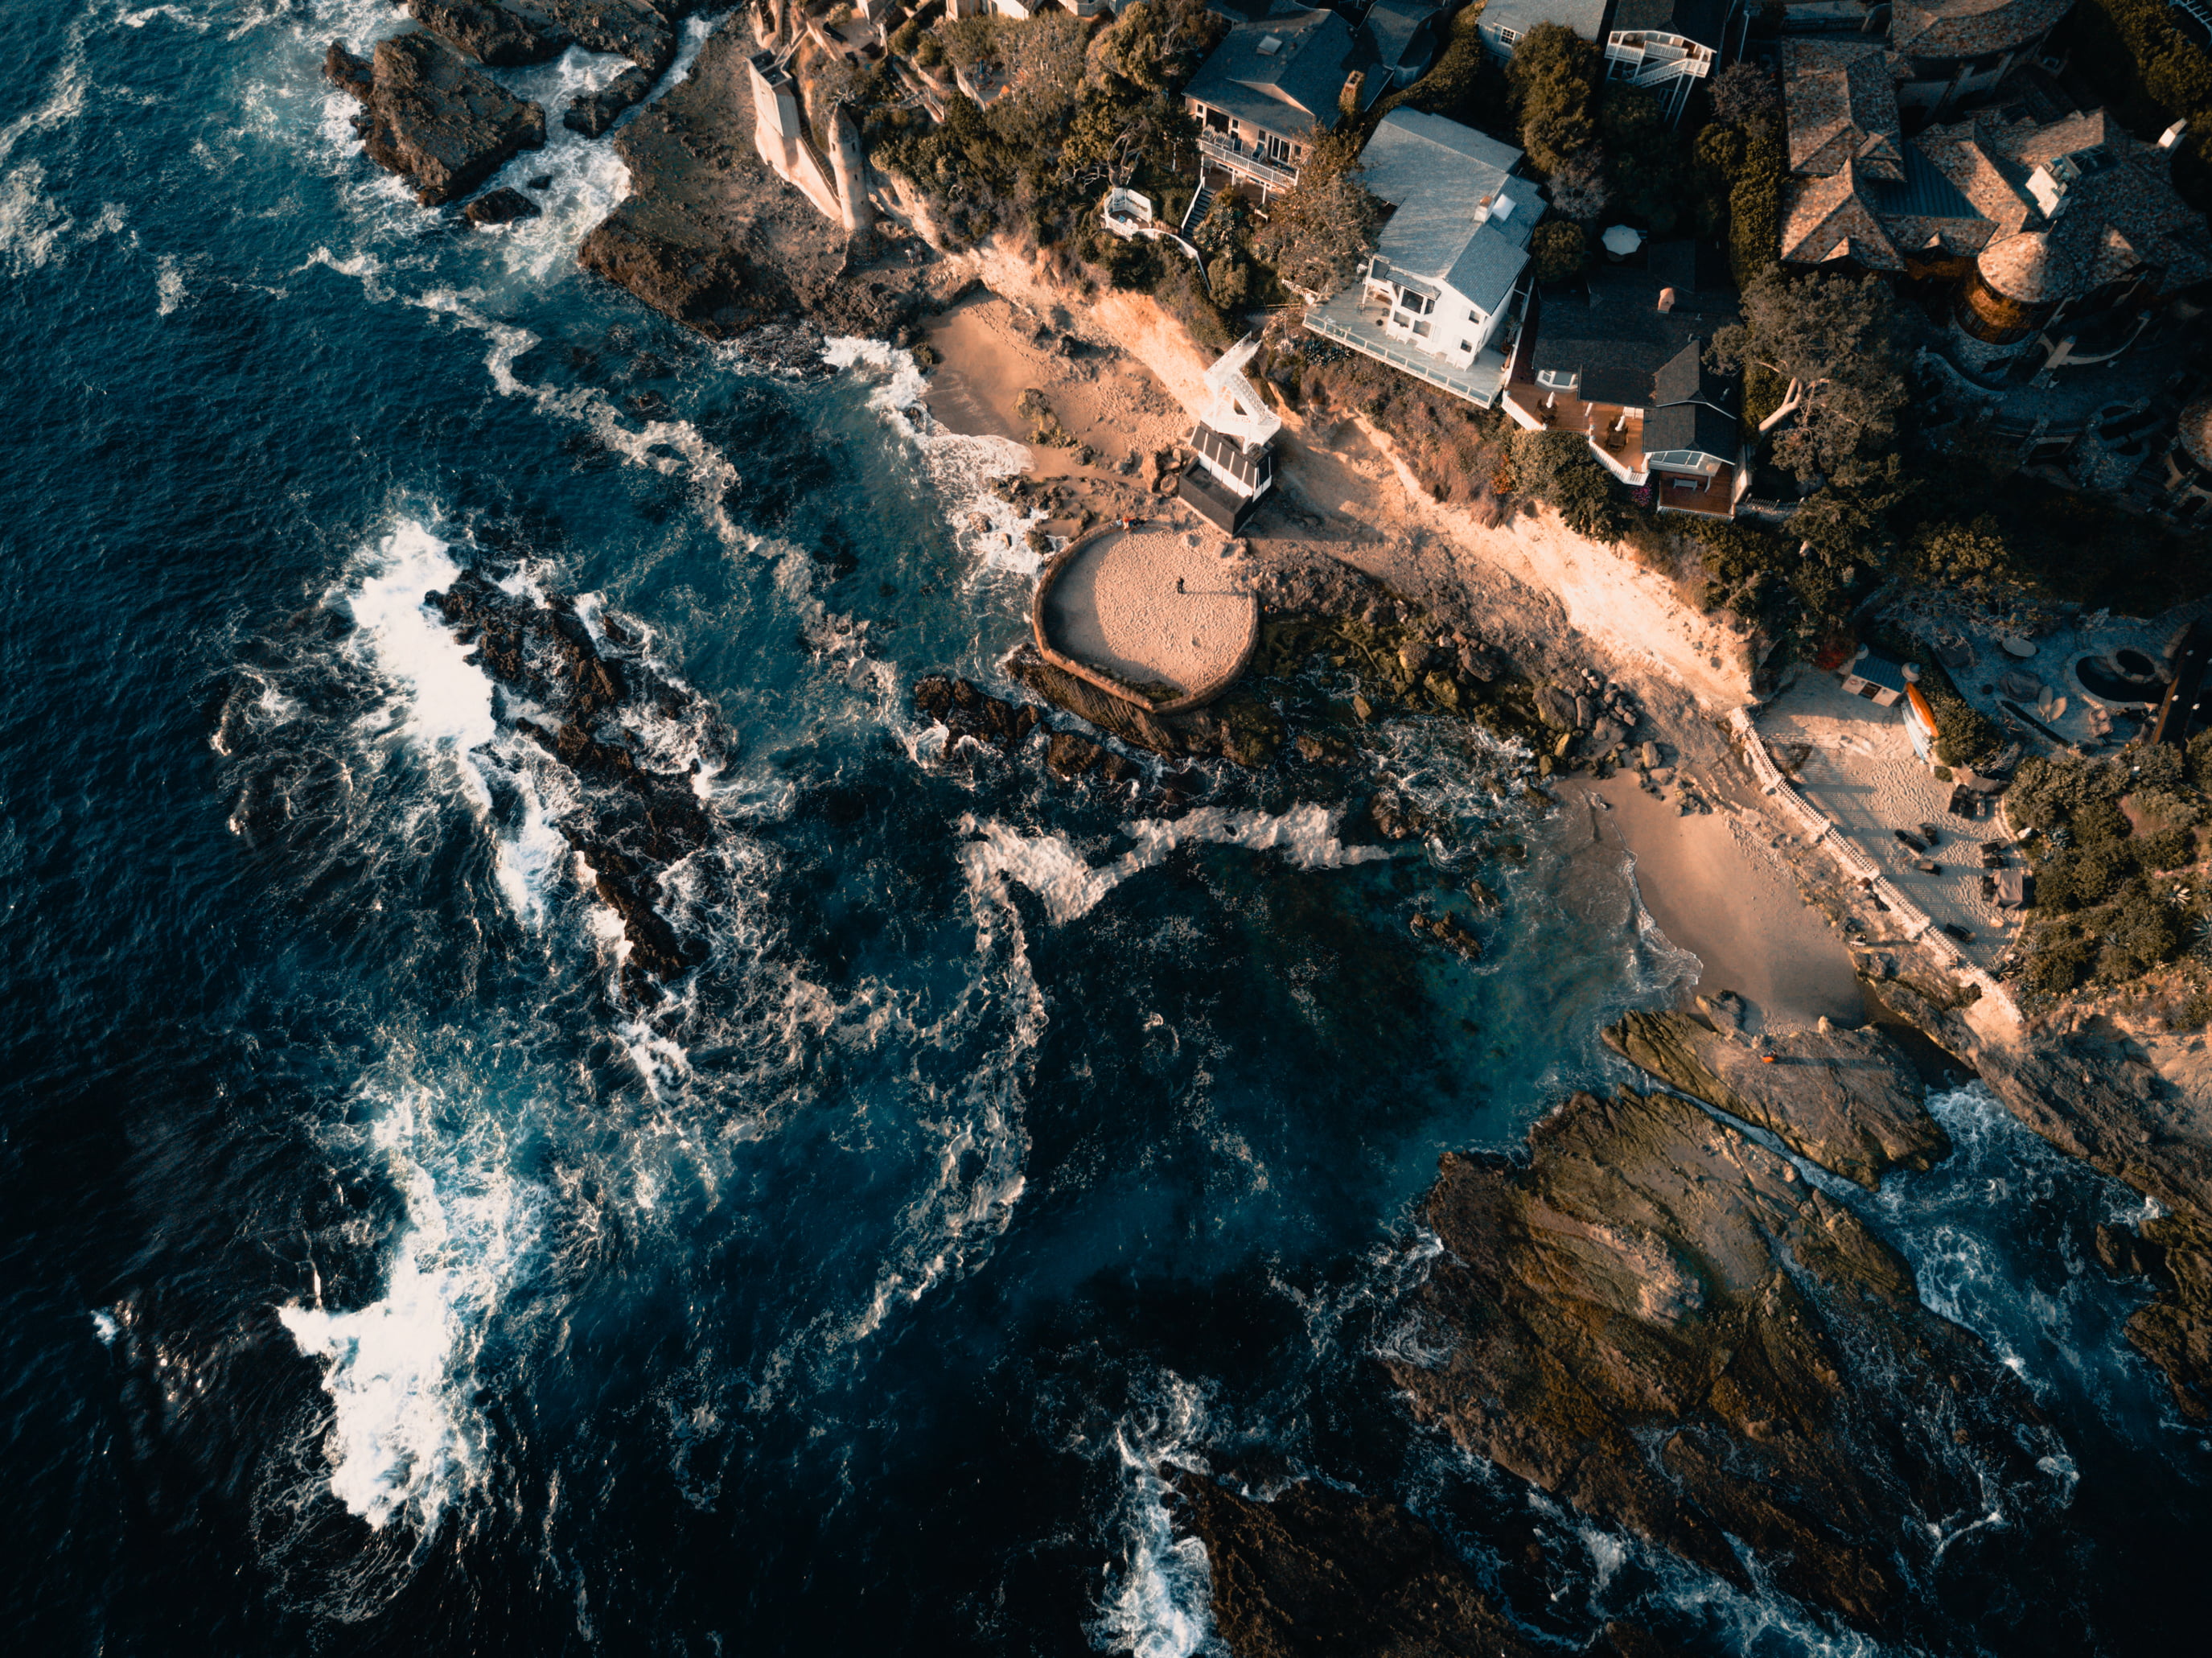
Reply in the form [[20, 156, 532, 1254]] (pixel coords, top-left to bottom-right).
[[1198, 133, 1297, 191], [1722, 707, 2020, 1018]]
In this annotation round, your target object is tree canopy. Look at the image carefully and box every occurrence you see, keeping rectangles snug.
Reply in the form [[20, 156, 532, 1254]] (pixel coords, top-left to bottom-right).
[[1249, 129, 1384, 300], [1507, 24, 1601, 175], [1708, 270, 1912, 489]]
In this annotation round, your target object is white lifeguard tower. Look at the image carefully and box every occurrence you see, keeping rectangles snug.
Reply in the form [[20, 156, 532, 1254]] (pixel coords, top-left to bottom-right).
[[1184, 339, 1281, 532]]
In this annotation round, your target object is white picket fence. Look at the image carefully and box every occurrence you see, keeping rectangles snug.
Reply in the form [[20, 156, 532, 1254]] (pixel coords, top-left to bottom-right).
[[1722, 708, 2019, 1018]]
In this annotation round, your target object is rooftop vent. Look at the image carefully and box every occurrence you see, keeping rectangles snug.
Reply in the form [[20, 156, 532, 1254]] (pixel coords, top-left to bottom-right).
[[1257, 34, 1283, 55]]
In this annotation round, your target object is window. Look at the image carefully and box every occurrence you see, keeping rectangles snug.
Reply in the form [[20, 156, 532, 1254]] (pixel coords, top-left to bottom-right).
[[1412, 319, 1432, 337], [1399, 290, 1434, 315], [1496, 26, 1519, 44]]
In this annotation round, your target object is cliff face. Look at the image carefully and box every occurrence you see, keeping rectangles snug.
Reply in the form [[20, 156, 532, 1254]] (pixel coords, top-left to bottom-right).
[[1387, 1085, 2054, 1629]]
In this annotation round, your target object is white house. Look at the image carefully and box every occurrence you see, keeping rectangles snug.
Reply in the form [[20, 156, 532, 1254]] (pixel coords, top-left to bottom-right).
[[1301, 111, 1535, 406], [1478, 0, 1609, 60], [1602, 0, 1727, 123]]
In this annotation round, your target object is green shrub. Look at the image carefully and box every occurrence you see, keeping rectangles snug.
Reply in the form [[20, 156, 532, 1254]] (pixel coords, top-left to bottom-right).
[[1531, 219, 1588, 283], [1511, 428, 1630, 541], [2073, 796, 2132, 845], [2025, 936, 2099, 994], [1507, 23, 1601, 174], [2037, 844, 2133, 911], [2008, 754, 2127, 830], [2137, 827, 2198, 871], [2103, 882, 2188, 975]]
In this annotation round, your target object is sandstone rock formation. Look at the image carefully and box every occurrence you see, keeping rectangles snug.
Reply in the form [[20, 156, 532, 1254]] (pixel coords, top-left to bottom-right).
[[1603, 1002, 1949, 1188], [578, 19, 953, 340], [326, 33, 545, 208], [1388, 1086, 2053, 1627]]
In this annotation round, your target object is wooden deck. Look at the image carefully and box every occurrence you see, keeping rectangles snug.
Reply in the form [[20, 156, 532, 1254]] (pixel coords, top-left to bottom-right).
[[1503, 380, 1737, 517]]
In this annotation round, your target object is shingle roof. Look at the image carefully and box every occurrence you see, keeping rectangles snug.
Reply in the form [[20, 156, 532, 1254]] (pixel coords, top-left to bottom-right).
[[1782, 39, 1904, 182], [1643, 400, 1739, 463], [1183, 12, 1378, 145], [1976, 230, 2076, 302], [1480, 0, 1610, 43], [1528, 260, 1742, 406], [1361, 110, 1534, 316], [1365, 0, 1441, 74], [1651, 338, 1738, 416], [1779, 159, 1906, 269], [1608, 0, 1729, 46], [1891, 0, 2073, 61]]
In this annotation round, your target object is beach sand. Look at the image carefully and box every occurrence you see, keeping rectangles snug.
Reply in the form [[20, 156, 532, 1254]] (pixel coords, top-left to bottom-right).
[[915, 265, 1862, 1031], [1042, 526, 1253, 694], [1576, 771, 1864, 1033]]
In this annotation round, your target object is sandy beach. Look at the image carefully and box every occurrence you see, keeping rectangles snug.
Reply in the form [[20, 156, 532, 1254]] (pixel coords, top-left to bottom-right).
[[917, 265, 1864, 1031]]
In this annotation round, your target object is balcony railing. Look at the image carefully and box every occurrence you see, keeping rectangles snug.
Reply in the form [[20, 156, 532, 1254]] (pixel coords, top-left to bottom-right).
[[1198, 133, 1297, 191]]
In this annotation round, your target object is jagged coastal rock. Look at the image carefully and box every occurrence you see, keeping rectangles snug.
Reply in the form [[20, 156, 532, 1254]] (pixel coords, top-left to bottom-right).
[[426, 570, 728, 1001], [564, 63, 657, 138], [325, 33, 546, 208], [579, 22, 953, 339], [403, 0, 684, 73], [1871, 973, 2212, 1420], [1164, 1472, 1541, 1658], [1388, 1086, 2051, 1627], [1603, 1002, 1950, 1189], [463, 185, 541, 225]]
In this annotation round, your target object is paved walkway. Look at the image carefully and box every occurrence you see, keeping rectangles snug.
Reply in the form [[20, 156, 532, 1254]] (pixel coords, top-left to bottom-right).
[[1040, 528, 1254, 696]]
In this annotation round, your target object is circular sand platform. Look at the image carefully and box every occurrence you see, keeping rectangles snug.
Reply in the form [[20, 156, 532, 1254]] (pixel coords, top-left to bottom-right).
[[1036, 528, 1257, 704]]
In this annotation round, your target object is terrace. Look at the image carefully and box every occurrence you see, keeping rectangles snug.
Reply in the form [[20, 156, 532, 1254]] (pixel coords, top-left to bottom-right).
[[1503, 376, 1739, 516]]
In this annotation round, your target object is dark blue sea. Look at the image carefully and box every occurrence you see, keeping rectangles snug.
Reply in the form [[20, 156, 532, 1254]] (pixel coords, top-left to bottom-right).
[[3, 6, 2209, 1654]]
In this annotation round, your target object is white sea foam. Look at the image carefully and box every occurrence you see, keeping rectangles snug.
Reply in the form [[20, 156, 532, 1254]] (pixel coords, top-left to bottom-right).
[[155, 251, 186, 315], [278, 1087, 544, 1535], [958, 804, 1388, 926], [89, 1309, 119, 1346], [821, 335, 1045, 577], [1087, 1374, 1224, 1658]]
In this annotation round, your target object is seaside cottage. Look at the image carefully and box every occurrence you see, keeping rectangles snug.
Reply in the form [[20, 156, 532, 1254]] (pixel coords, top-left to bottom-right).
[[1182, 11, 1388, 220], [1502, 245, 1749, 516], [1300, 110, 1538, 406], [1837, 647, 1911, 707], [1182, 339, 1282, 532], [1601, 0, 1729, 123], [1477, 0, 1609, 59]]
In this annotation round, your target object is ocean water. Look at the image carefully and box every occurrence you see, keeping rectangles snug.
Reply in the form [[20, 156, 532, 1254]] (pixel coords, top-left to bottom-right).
[[2, 6, 2207, 1654]]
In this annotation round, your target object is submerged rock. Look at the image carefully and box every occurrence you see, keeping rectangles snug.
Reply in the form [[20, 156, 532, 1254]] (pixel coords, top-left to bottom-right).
[[564, 64, 657, 138], [912, 675, 1039, 757], [326, 33, 545, 208], [1602, 1006, 1949, 1189], [427, 568, 727, 1002], [463, 186, 542, 225], [1388, 1086, 2052, 1628], [1164, 1472, 1541, 1658]]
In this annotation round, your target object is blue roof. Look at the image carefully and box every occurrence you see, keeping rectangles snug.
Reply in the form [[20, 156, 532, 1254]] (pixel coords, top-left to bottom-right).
[[1361, 111, 1532, 316]]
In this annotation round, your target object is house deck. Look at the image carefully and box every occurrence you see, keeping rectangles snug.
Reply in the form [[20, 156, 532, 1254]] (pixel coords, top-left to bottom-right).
[[1304, 289, 1510, 407], [1503, 377, 1737, 516]]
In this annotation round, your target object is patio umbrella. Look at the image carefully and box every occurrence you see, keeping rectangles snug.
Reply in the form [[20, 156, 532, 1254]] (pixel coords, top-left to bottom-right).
[[1601, 224, 1643, 257]]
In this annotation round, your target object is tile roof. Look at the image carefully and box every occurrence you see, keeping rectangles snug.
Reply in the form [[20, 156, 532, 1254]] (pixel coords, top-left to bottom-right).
[[1781, 98, 2212, 298], [1782, 39, 1904, 182], [1890, 0, 2073, 60], [1779, 159, 1906, 270]]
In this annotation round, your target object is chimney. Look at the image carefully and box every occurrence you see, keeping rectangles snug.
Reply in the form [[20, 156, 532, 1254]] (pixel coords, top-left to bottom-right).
[[2160, 120, 2188, 152], [1657, 286, 1677, 313]]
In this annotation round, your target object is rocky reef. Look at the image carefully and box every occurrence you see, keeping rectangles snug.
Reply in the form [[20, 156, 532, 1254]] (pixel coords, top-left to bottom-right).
[[426, 568, 730, 1002], [1603, 998, 1950, 1189], [325, 32, 545, 207], [401, 0, 688, 74], [1388, 1081, 2051, 1628]]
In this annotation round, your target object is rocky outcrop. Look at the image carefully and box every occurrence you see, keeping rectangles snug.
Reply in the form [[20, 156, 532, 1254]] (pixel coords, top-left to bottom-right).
[[1871, 972, 2212, 1419], [564, 64, 656, 138], [405, 0, 685, 73], [578, 18, 955, 340], [1003, 645, 1285, 768], [426, 570, 729, 1001], [1602, 1002, 1950, 1189], [326, 33, 545, 208], [1164, 1472, 1541, 1658], [911, 675, 1039, 758], [463, 186, 541, 225], [1388, 1086, 2052, 1628]]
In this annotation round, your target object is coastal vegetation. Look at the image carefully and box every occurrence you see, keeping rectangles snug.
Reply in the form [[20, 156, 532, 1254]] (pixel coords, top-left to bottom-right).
[[2005, 735, 2212, 1009]]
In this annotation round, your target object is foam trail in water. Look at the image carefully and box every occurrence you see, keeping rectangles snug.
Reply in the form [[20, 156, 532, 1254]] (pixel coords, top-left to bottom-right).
[[822, 336, 1046, 576], [340, 516, 565, 923], [959, 803, 1388, 926], [278, 1086, 543, 1535], [1088, 1374, 1225, 1658]]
